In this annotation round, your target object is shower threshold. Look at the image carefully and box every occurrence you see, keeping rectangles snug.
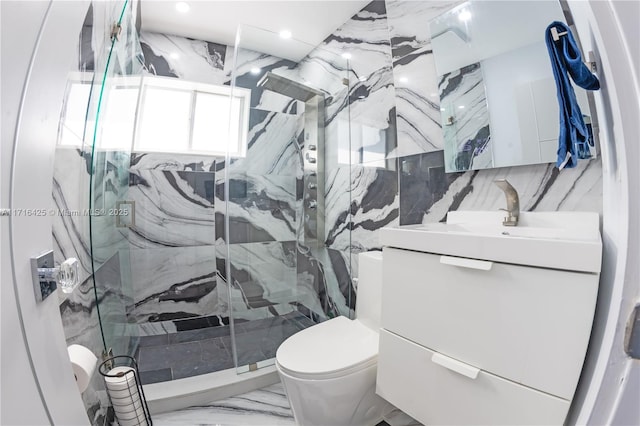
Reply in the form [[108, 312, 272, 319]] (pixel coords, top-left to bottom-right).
[[135, 312, 315, 384], [143, 364, 280, 415]]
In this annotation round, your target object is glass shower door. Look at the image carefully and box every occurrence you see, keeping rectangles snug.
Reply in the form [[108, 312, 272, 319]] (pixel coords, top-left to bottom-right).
[[225, 25, 353, 372], [87, 0, 144, 358]]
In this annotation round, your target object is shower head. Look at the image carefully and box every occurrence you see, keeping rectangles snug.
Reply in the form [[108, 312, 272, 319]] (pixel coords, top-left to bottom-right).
[[257, 72, 324, 102]]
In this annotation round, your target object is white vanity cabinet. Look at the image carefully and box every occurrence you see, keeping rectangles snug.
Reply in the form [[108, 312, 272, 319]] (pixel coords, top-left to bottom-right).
[[376, 246, 600, 425]]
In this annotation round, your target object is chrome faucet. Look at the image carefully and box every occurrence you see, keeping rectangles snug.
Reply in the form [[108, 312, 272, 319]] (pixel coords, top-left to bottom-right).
[[493, 179, 519, 226]]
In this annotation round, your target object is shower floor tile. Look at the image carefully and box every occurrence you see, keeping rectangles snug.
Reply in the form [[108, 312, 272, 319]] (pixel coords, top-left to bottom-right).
[[138, 367, 172, 384], [135, 312, 316, 384]]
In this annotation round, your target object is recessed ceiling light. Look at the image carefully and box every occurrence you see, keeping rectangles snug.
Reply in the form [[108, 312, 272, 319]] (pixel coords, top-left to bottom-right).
[[250, 67, 261, 75], [279, 30, 292, 39], [458, 105, 465, 109], [399, 77, 409, 84], [175, 2, 190, 13], [359, 76, 367, 82], [170, 52, 180, 59], [458, 10, 472, 22], [440, 108, 446, 111], [341, 52, 352, 60]]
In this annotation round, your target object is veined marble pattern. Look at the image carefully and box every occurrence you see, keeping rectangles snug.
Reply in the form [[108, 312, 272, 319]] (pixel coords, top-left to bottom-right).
[[152, 382, 421, 426], [52, 148, 93, 284], [325, 164, 399, 254], [89, 150, 131, 260], [219, 173, 298, 244], [60, 253, 133, 426], [140, 32, 230, 84], [130, 152, 216, 172], [127, 169, 215, 248], [386, 0, 463, 60], [128, 246, 219, 324], [386, 0, 462, 157], [152, 383, 295, 426], [399, 151, 461, 225], [59, 273, 109, 426], [224, 241, 298, 311], [324, 1, 393, 79], [311, 1, 398, 163], [296, 246, 354, 319], [393, 47, 444, 155], [439, 63, 493, 172], [348, 68, 398, 162], [225, 109, 304, 177], [422, 159, 603, 224]]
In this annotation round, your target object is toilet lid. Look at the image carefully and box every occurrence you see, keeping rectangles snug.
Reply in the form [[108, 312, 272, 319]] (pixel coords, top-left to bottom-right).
[[276, 316, 378, 379]]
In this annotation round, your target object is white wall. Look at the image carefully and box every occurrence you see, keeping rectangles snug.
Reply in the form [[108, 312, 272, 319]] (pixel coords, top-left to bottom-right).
[[566, 0, 640, 424], [1, 1, 90, 424]]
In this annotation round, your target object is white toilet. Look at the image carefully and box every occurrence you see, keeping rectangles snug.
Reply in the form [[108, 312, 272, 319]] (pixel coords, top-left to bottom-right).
[[275, 251, 391, 426]]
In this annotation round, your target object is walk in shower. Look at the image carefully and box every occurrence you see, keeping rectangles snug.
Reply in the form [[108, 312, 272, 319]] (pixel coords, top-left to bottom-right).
[[57, 0, 356, 390]]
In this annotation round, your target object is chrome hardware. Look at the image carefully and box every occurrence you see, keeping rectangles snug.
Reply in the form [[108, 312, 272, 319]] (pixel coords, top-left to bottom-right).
[[308, 144, 317, 151], [305, 152, 317, 164], [115, 200, 135, 228], [110, 23, 122, 41], [494, 179, 519, 226], [307, 200, 317, 209], [31, 252, 80, 301], [308, 183, 317, 190], [550, 26, 568, 41]]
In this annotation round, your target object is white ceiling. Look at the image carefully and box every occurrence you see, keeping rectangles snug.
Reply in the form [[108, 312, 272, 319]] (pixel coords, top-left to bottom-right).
[[140, 1, 370, 61]]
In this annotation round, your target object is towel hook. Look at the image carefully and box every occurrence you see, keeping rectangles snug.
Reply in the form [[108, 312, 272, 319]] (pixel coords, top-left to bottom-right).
[[550, 27, 568, 41], [551, 26, 598, 73]]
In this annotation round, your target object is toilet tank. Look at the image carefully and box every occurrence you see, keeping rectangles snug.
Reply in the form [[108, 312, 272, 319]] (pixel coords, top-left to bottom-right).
[[355, 251, 383, 330]]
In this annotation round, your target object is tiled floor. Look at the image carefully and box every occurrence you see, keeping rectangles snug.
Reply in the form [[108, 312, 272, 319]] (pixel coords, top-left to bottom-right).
[[135, 312, 315, 384], [151, 383, 295, 426], [151, 382, 422, 426]]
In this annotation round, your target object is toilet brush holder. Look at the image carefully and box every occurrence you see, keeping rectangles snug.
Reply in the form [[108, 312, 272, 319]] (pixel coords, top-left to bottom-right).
[[99, 355, 152, 426]]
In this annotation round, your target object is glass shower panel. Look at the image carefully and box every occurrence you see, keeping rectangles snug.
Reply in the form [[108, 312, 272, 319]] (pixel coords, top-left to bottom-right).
[[87, 0, 143, 358], [226, 25, 352, 372]]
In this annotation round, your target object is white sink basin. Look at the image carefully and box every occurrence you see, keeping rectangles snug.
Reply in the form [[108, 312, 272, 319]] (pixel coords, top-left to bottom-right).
[[380, 211, 602, 273]]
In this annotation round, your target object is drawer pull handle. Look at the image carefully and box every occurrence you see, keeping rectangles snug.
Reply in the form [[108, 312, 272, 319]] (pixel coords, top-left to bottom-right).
[[431, 353, 480, 379], [440, 255, 493, 271]]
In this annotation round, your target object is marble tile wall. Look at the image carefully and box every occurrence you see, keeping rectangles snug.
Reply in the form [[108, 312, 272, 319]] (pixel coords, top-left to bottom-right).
[[135, 31, 315, 334], [56, 3, 139, 423], [55, 1, 604, 393], [384, 0, 602, 226], [59, 253, 132, 426], [315, 0, 603, 284]]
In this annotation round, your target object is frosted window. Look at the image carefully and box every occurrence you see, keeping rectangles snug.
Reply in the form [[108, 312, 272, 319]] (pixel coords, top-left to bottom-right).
[[100, 87, 139, 150], [192, 92, 230, 153], [137, 87, 191, 152], [192, 92, 246, 155]]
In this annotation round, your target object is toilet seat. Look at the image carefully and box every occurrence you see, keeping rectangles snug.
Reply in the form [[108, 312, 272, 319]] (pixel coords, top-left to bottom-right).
[[276, 316, 379, 380]]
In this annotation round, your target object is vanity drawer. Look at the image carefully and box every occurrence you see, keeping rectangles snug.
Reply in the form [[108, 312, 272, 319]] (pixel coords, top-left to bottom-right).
[[381, 247, 598, 399], [376, 329, 570, 425]]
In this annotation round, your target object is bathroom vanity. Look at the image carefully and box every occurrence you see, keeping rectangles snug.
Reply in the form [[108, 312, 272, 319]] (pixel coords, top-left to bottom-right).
[[376, 211, 602, 425]]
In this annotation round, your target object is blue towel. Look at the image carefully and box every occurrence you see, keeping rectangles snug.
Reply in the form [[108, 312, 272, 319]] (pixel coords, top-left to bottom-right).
[[545, 21, 600, 170]]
